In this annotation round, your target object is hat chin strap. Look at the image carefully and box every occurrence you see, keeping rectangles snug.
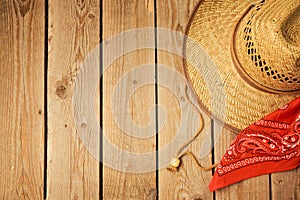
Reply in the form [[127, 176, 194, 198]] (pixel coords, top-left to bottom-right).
[[282, 6, 300, 45]]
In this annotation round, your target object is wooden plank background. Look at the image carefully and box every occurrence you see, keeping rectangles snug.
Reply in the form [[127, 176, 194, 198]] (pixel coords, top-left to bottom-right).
[[0, 0, 299, 199], [0, 0, 45, 199]]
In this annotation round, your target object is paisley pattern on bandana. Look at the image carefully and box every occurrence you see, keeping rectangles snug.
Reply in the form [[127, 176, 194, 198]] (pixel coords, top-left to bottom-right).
[[217, 117, 300, 176], [209, 97, 300, 192]]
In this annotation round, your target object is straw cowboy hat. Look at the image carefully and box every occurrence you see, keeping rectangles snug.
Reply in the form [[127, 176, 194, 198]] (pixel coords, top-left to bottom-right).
[[184, 0, 300, 131]]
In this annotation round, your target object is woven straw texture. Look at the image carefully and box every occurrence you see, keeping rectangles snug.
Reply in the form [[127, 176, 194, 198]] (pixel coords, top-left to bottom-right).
[[184, 0, 300, 131]]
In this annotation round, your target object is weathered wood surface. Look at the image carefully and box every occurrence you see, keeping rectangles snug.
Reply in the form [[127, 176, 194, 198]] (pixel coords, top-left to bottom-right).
[[157, 0, 212, 199], [0, 0, 45, 199], [47, 0, 100, 199], [271, 169, 300, 200], [102, 0, 156, 199], [0, 0, 298, 199]]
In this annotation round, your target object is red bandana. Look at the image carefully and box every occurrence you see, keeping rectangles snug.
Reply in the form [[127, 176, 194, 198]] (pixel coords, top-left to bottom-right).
[[209, 96, 300, 192]]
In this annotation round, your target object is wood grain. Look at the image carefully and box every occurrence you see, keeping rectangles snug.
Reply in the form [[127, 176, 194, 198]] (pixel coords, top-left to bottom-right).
[[157, 0, 213, 199], [0, 0, 45, 199], [47, 0, 100, 199], [0, 1, 299, 199], [272, 169, 300, 200], [102, 0, 156, 199], [214, 126, 270, 200]]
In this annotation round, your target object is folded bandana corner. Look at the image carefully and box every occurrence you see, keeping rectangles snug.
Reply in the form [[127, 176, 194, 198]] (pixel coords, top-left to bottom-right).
[[209, 96, 300, 192]]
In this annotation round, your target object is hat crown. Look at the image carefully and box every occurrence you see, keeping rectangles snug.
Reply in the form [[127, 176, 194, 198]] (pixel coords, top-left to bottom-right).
[[282, 6, 300, 45], [232, 0, 300, 93]]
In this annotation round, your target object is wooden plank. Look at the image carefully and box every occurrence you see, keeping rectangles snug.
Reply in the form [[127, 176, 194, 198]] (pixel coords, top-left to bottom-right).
[[102, 0, 156, 199], [214, 126, 270, 199], [157, 0, 213, 199], [47, 0, 100, 199], [271, 169, 300, 200], [0, 0, 45, 199]]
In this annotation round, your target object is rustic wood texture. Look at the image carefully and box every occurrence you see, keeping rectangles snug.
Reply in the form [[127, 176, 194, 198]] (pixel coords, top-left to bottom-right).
[[214, 126, 270, 200], [0, 0, 45, 199], [272, 169, 300, 200], [102, 0, 156, 199], [47, 0, 100, 199], [156, 0, 213, 199]]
